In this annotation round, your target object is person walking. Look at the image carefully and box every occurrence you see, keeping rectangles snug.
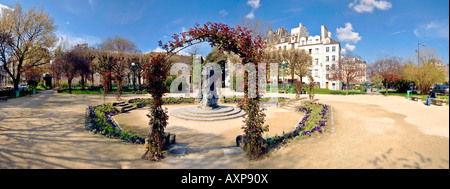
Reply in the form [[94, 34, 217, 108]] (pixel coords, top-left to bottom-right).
[[425, 87, 437, 106]]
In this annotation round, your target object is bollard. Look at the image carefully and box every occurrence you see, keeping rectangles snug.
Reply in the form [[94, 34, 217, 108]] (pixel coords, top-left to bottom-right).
[[407, 90, 412, 99]]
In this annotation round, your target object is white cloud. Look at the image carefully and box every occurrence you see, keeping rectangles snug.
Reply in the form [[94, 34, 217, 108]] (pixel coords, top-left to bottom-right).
[[247, 0, 261, 9], [414, 19, 449, 39], [245, 10, 255, 20], [56, 31, 101, 48], [88, 0, 97, 6], [148, 47, 190, 56], [219, 9, 228, 17], [390, 30, 406, 35], [245, 0, 261, 20], [345, 44, 356, 51], [176, 50, 190, 56], [152, 47, 165, 53], [181, 27, 187, 33], [0, 4, 12, 16], [349, 0, 392, 13], [336, 23, 362, 44], [415, 19, 449, 39]]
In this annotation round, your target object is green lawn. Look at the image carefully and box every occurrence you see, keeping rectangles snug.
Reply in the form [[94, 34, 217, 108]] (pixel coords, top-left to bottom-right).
[[379, 90, 449, 104], [58, 90, 147, 94], [266, 86, 366, 95], [307, 88, 366, 95]]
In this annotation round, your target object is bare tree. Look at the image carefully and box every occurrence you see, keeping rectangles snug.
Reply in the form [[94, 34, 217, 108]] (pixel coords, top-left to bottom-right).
[[0, 3, 57, 91], [236, 18, 273, 39], [329, 53, 366, 95], [283, 49, 312, 96], [100, 36, 139, 53], [369, 55, 402, 96]]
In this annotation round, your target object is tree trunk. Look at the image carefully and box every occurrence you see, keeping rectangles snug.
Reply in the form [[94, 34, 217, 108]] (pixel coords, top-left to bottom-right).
[[68, 79, 73, 94], [81, 75, 85, 89], [13, 79, 19, 92], [91, 73, 95, 85], [13, 71, 20, 92], [299, 76, 303, 94], [346, 82, 349, 95], [385, 82, 389, 96], [138, 72, 142, 90]]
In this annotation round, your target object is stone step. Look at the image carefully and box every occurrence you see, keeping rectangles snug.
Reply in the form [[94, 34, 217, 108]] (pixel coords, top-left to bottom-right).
[[116, 104, 133, 109], [121, 107, 136, 113], [112, 101, 126, 106], [183, 106, 235, 115], [171, 110, 246, 121], [177, 108, 243, 118]]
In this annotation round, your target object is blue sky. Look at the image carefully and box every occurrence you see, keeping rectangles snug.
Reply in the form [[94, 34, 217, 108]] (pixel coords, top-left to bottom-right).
[[1, 0, 449, 64]]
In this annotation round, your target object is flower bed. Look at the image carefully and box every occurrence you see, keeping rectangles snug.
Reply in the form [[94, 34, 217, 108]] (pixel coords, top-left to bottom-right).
[[264, 102, 331, 147], [85, 104, 145, 144]]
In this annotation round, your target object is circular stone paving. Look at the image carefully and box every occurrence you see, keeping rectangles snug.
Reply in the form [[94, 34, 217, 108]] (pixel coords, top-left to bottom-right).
[[171, 105, 246, 121]]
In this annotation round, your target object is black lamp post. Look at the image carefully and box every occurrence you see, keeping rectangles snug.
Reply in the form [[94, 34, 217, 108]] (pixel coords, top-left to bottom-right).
[[416, 41, 426, 64], [130, 62, 138, 94]]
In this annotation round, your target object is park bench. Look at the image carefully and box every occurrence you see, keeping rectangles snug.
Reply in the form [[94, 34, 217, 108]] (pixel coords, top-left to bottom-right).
[[0, 96, 7, 102], [431, 99, 447, 106], [410, 96, 421, 101]]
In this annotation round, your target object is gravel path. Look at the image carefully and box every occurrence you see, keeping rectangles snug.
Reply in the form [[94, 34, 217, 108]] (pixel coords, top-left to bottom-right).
[[0, 92, 448, 169]]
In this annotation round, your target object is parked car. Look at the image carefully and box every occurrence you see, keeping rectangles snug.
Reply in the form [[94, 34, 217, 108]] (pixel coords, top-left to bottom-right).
[[434, 85, 449, 95], [18, 84, 28, 92], [8, 84, 28, 92]]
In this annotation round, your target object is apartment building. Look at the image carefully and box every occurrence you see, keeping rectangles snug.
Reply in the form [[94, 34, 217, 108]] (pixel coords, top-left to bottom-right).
[[265, 22, 342, 90]]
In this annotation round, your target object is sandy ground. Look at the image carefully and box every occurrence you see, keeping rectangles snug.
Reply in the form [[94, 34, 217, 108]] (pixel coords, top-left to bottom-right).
[[114, 104, 302, 147], [0, 92, 448, 169]]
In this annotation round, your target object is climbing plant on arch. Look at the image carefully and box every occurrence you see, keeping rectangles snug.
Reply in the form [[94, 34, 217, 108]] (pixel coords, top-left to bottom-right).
[[141, 22, 268, 161]]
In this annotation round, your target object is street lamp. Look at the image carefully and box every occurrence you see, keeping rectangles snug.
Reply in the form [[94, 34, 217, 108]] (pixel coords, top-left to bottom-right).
[[416, 42, 426, 64], [130, 62, 138, 94]]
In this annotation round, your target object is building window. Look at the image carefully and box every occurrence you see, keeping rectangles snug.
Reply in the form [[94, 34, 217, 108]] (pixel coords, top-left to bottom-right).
[[314, 69, 319, 77], [326, 47, 329, 52], [315, 58, 319, 65], [332, 55, 336, 61], [331, 64, 336, 70], [326, 56, 329, 61], [326, 65, 330, 70], [326, 74, 329, 79], [332, 46, 336, 52], [315, 48, 319, 54]]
